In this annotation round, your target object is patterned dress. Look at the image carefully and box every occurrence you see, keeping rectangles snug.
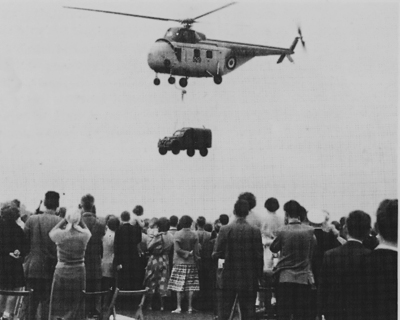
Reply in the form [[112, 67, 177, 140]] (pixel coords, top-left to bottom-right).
[[143, 232, 174, 296]]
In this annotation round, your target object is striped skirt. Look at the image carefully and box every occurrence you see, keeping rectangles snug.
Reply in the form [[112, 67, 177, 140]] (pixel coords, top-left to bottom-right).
[[167, 264, 200, 292]]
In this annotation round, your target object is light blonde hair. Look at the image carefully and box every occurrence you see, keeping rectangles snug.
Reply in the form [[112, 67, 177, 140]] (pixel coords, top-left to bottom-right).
[[65, 207, 83, 231]]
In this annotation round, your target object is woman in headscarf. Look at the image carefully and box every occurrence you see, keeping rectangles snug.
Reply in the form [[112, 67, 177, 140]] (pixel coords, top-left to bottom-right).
[[143, 217, 174, 311], [49, 207, 91, 320]]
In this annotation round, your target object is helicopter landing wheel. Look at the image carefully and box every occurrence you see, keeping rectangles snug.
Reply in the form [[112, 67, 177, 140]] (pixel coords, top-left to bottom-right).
[[154, 78, 160, 86], [168, 77, 176, 85], [179, 78, 188, 88], [214, 75, 222, 85]]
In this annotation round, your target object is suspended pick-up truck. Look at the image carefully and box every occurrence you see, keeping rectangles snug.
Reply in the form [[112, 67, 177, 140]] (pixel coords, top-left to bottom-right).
[[158, 127, 212, 157]]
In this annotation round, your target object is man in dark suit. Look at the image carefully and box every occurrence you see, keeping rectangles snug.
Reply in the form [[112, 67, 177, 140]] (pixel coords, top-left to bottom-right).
[[22, 191, 62, 320], [213, 199, 263, 320], [365, 199, 397, 320], [317, 210, 372, 320], [80, 194, 106, 318]]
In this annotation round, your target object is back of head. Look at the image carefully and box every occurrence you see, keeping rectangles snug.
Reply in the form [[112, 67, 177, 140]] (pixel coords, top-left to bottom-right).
[[120, 211, 131, 222], [169, 215, 178, 227], [107, 216, 120, 231], [133, 205, 144, 217], [65, 207, 82, 227], [219, 214, 229, 225], [156, 217, 170, 232], [196, 216, 206, 228], [81, 194, 94, 212], [346, 210, 371, 241], [44, 191, 60, 210], [238, 192, 256, 210], [1, 202, 20, 222], [204, 223, 213, 232], [265, 197, 280, 212], [234, 199, 249, 218], [179, 215, 193, 229], [283, 200, 301, 219], [376, 199, 398, 243]]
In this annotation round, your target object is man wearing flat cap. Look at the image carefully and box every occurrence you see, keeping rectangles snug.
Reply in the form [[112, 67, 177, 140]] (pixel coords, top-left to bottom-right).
[[22, 191, 62, 320]]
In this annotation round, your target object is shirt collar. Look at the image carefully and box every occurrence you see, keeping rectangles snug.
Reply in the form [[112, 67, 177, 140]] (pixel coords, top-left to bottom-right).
[[375, 243, 398, 252], [347, 237, 363, 244]]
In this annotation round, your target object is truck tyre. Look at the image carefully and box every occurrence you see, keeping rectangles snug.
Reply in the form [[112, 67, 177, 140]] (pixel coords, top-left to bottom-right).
[[200, 148, 208, 157], [187, 149, 195, 157], [172, 148, 180, 155], [171, 141, 180, 155], [159, 147, 167, 155]]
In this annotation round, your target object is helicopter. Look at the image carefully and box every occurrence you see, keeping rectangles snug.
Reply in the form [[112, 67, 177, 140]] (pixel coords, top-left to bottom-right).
[[65, 2, 305, 88]]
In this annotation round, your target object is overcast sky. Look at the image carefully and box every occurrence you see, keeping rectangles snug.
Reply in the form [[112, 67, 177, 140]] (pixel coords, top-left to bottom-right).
[[0, 0, 397, 222]]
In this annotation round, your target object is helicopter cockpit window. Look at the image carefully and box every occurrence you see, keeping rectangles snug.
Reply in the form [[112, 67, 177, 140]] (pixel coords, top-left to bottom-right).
[[177, 29, 196, 44], [206, 50, 213, 59]]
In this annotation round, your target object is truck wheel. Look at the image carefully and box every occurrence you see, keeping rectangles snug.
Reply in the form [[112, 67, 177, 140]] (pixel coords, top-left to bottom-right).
[[172, 148, 180, 155], [159, 147, 167, 155], [187, 149, 195, 157], [200, 148, 208, 157]]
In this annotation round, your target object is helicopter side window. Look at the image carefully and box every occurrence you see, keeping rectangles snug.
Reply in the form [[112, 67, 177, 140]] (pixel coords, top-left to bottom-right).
[[193, 49, 201, 63], [206, 50, 213, 59]]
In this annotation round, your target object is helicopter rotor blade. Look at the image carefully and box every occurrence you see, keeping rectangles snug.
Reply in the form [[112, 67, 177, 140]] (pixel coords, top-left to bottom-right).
[[64, 7, 183, 23], [192, 2, 236, 20], [297, 26, 306, 49]]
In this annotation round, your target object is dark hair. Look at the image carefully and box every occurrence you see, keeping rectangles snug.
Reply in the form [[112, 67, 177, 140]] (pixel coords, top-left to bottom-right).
[[12, 199, 21, 208], [107, 216, 120, 231], [219, 214, 229, 225], [44, 191, 60, 210], [133, 205, 144, 216], [265, 197, 279, 212], [120, 211, 131, 222], [299, 205, 307, 222], [331, 221, 341, 231], [234, 199, 249, 218], [170, 215, 178, 227], [196, 216, 206, 228], [81, 194, 94, 212], [58, 207, 67, 218], [179, 215, 193, 228], [156, 217, 170, 232], [346, 210, 371, 240], [375, 199, 398, 243], [238, 192, 256, 210], [1, 203, 20, 222], [283, 200, 301, 219], [204, 223, 213, 233]]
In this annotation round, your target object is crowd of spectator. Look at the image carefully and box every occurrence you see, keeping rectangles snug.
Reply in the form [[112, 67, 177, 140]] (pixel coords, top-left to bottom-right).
[[0, 191, 397, 320]]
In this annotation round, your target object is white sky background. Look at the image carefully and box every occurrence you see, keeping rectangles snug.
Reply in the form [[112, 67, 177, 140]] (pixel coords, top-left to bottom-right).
[[0, 0, 397, 223]]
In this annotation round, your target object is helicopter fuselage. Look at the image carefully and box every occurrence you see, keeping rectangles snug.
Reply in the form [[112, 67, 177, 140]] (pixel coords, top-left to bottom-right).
[[147, 27, 298, 83]]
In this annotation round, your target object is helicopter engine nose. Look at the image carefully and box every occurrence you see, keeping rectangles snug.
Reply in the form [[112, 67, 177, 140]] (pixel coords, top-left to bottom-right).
[[147, 40, 175, 73]]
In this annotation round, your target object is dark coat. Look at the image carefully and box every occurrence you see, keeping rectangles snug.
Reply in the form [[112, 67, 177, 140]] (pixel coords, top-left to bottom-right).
[[114, 223, 142, 290], [212, 217, 263, 292], [364, 249, 397, 320], [23, 211, 62, 279], [317, 240, 371, 320], [0, 219, 28, 288], [82, 212, 106, 280], [312, 228, 341, 286]]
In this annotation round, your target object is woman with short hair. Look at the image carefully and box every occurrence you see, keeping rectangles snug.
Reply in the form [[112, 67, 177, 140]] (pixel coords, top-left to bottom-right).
[[48, 207, 91, 320], [167, 215, 200, 314]]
